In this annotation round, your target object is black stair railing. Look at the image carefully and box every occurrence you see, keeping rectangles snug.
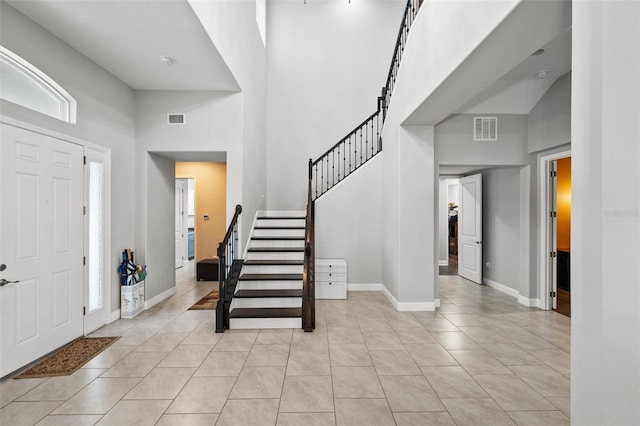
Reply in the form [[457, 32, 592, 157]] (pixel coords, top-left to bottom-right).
[[216, 204, 243, 333], [302, 161, 316, 332], [311, 0, 423, 200], [303, 0, 423, 330]]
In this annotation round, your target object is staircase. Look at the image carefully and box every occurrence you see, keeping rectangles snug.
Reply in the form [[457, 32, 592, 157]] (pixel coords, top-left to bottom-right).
[[216, 0, 423, 332], [228, 212, 306, 329]]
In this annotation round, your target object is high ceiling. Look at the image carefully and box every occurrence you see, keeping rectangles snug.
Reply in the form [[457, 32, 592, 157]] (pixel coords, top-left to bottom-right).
[[455, 29, 572, 115], [7, 0, 240, 91]]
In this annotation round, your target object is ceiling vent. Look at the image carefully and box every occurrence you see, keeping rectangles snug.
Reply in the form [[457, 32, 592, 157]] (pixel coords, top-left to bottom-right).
[[167, 113, 186, 125], [474, 117, 497, 141]]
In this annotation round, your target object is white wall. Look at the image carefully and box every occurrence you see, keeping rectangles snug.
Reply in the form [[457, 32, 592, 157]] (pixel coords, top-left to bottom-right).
[[134, 91, 243, 300], [572, 1, 640, 424], [528, 72, 571, 153], [145, 154, 176, 300], [482, 168, 521, 290], [436, 114, 529, 166], [525, 73, 572, 301], [381, 0, 547, 306], [189, 0, 267, 245], [316, 156, 382, 285], [0, 3, 136, 313], [265, 0, 404, 210]]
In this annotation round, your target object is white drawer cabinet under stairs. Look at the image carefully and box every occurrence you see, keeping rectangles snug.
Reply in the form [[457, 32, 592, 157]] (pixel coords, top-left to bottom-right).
[[315, 259, 347, 299]]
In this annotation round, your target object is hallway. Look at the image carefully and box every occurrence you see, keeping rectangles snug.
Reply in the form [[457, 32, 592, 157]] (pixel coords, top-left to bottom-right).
[[1, 274, 570, 425]]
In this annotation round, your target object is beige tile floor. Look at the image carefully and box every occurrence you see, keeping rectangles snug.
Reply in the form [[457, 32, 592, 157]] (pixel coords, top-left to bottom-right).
[[1, 267, 571, 425]]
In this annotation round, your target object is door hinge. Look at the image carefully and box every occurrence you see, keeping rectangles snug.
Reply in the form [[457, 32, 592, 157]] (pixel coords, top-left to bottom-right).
[[83, 256, 86, 265], [550, 170, 556, 177], [83, 306, 86, 315], [83, 156, 87, 165], [550, 211, 557, 218], [83, 206, 87, 215], [550, 251, 556, 258], [550, 291, 557, 298]]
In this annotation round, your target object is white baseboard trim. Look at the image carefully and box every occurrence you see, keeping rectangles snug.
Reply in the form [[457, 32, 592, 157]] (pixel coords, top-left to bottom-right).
[[517, 295, 540, 308], [380, 285, 436, 312], [109, 309, 121, 323], [484, 278, 519, 298], [439, 260, 448, 266], [348, 283, 382, 291], [484, 278, 541, 309], [144, 286, 177, 310]]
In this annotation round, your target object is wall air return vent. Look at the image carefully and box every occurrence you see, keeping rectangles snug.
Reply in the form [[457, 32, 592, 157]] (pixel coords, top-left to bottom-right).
[[474, 117, 497, 141], [167, 113, 186, 125]]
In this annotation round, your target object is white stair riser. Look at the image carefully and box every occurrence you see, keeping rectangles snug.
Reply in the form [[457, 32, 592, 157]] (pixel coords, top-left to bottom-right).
[[230, 317, 302, 329], [250, 240, 305, 248], [246, 251, 304, 261], [231, 298, 302, 309], [257, 211, 305, 218], [242, 265, 303, 274], [253, 229, 305, 238], [237, 281, 303, 290], [256, 219, 305, 227]]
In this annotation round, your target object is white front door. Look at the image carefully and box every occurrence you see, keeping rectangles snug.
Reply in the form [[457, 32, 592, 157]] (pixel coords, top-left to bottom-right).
[[175, 180, 185, 269], [459, 173, 483, 284], [84, 147, 110, 334], [0, 123, 84, 377]]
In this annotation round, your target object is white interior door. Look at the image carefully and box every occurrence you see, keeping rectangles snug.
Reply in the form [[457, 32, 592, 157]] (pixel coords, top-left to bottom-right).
[[175, 180, 185, 269], [84, 147, 110, 334], [459, 173, 483, 284], [0, 123, 84, 377]]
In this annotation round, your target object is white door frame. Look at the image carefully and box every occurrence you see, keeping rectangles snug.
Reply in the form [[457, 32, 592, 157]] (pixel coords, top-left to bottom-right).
[[175, 179, 188, 268], [0, 117, 114, 331], [538, 149, 571, 310], [84, 146, 112, 334]]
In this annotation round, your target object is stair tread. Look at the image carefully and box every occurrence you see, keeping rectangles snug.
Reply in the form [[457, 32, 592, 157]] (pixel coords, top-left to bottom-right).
[[240, 273, 303, 280], [248, 247, 304, 252], [254, 226, 305, 230], [257, 216, 305, 220], [251, 236, 305, 241], [234, 289, 303, 298], [229, 307, 302, 318], [243, 260, 304, 265]]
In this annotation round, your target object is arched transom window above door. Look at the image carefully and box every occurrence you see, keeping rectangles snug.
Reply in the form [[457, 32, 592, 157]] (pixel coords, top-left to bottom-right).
[[0, 46, 77, 124]]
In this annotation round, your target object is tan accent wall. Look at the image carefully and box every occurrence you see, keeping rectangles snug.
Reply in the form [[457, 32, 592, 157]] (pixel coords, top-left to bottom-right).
[[175, 162, 226, 261], [556, 157, 571, 251]]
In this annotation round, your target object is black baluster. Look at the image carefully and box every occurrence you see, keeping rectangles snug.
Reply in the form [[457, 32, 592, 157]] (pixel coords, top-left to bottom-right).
[[332, 149, 335, 188], [359, 128, 363, 167], [321, 157, 324, 195], [349, 137, 352, 172], [326, 156, 329, 194], [343, 141, 346, 178], [365, 122, 369, 161], [370, 120, 373, 157]]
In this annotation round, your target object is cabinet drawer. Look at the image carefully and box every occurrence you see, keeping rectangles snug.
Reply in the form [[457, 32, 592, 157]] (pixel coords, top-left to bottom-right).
[[316, 272, 346, 282], [316, 281, 346, 299], [315, 263, 347, 274], [316, 259, 346, 271]]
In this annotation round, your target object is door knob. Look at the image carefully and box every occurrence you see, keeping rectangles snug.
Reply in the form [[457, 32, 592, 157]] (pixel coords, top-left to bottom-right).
[[0, 264, 6, 271], [0, 278, 20, 287]]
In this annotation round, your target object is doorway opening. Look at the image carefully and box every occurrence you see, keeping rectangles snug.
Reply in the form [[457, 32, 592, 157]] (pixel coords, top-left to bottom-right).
[[439, 178, 460, 276], [551, 156, 571, 316], [539, 150, 571, 315], [438, 173, 483, 285], [175, 162, 227, 282]]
